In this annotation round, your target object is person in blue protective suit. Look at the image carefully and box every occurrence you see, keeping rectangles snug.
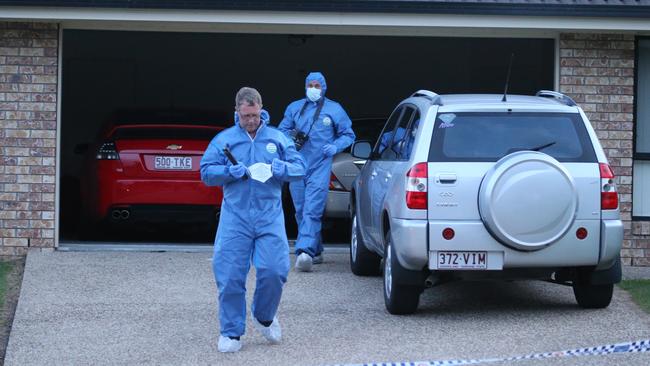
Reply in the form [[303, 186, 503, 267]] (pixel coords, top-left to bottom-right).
[[279, 72, 355, 272], [378, 127, 407, 155], [201, 87, 306, 353], [378, 118, 419, 159]]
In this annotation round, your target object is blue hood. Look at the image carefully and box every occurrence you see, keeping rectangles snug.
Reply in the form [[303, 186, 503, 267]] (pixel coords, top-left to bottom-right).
[[305, 72, 327, 96]]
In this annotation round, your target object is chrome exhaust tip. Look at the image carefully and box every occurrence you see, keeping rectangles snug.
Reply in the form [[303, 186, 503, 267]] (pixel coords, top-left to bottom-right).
[[120, 210, 130, 220], [425, 274, 441, 288]]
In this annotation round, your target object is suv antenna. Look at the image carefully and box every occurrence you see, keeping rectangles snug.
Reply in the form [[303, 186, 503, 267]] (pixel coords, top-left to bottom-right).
[[502, 53, 514, 102]]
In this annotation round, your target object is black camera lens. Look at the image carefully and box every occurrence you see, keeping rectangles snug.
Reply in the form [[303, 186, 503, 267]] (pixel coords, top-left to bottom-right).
[[292, 130, 308, 151]]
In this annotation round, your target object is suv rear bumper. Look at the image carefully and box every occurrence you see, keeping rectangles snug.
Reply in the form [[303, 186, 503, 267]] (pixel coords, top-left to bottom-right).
[[388, 218, 623, 271], [428, 220, 609, 269], [598, 219, 623, 270]]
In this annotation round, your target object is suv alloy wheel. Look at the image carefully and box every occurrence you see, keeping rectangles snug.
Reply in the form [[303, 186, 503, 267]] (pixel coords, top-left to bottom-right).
[[349, 210, 381, 276]]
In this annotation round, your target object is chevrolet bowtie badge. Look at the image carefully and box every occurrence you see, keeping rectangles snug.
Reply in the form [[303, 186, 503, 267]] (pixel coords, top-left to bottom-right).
[[166, 144, 182, 150]]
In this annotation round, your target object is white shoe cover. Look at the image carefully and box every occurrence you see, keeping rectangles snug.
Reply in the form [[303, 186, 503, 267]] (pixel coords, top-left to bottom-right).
[[218, 335, 242, 353], [295, 252, 313, 272], [253, 316, 282, 344]]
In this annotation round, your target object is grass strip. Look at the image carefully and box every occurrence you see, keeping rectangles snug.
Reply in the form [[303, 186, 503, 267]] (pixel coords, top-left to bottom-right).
[[619, 279, 650, 313], [0, 261, 12, 307]]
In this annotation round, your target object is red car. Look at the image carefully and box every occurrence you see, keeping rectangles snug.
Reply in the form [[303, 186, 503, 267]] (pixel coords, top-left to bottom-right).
[[80, 110, 225, 228]]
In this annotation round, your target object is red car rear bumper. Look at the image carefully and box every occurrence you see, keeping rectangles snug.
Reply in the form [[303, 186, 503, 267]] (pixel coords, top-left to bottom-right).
[[91, 165, 222, 221]]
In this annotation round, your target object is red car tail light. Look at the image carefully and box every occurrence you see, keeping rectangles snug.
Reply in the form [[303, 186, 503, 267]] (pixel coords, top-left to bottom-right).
[[576, 227, 588, 240], [96, 142, 120, 160], [406, 162, 427, 209], [599, 163, 618, 210], [442, 227, 455, 240], [329, 173, 345, 191]]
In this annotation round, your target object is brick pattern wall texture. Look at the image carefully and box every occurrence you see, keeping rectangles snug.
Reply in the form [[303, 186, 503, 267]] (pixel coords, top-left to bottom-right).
[[0, 22, 58, 255], [559, 33, 645, 265]]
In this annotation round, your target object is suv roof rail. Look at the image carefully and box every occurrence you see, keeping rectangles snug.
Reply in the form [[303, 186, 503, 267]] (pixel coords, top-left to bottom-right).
[[535, 90, 577, 107], [411, 89, 442, 105]]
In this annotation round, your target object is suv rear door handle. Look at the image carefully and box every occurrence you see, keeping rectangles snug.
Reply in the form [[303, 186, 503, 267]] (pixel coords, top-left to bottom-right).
[[437, 173, 457, 184]]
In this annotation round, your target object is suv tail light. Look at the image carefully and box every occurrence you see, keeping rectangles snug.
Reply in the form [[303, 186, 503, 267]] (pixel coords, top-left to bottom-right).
[[96, 142, 119, 160], [329, 173, 345, 191], [599, 163, 618, 210], [406, 162, 427, 209]]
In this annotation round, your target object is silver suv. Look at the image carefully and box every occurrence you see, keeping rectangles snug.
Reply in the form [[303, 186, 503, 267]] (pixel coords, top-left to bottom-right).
[[350, 90, 623, 314]]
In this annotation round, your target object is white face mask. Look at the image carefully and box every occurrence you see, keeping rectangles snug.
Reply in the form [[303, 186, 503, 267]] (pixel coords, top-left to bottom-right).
[[306, 87, 322, 102]]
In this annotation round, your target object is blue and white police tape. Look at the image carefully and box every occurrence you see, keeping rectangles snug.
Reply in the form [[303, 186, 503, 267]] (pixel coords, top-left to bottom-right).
[[329, 339, 650, 366]]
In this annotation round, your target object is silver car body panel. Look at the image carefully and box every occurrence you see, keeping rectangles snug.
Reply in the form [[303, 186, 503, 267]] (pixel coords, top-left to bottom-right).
[[330, 152, 359, 191], [325, 190, 350, 218]]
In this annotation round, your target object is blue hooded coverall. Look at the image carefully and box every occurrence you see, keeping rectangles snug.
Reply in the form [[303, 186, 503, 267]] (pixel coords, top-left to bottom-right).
[[278, 72, 355, 258], [201, 112, 305, 337]]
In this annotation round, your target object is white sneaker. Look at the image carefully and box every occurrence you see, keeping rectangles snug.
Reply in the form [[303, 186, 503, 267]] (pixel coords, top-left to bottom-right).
[[295, 252, 313, 272], [312, 253, 324, 264], [218, 335, 242, 353], [253, 316, 282, 344]]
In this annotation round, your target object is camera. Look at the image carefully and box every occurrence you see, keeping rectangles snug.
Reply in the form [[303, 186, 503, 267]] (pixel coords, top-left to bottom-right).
[[291, 130, 309, 150]]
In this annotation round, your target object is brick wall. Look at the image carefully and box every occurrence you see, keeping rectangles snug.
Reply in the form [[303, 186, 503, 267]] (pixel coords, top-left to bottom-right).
[[558, 33, 643, 265], [0, 22, 58, 254]]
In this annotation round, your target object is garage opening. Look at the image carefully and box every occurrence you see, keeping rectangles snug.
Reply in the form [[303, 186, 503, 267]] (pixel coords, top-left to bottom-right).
[[60, 29, 555, 244]]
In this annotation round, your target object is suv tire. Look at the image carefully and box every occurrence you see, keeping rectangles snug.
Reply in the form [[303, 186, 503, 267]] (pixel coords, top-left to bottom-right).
[[350, 211, 381, 276], [383, 230, 421, 314], [573, 283, 614, 309]]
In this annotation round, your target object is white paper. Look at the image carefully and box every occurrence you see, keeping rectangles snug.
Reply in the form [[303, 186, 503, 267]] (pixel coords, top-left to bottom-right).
[[248, 162, 272, 183]]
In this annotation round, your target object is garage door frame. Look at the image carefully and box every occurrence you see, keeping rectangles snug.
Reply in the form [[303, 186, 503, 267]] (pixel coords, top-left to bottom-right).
[[53, 12, 566, 247]]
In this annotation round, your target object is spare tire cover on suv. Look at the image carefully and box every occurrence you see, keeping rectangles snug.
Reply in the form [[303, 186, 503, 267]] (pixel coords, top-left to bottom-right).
[[478, 151, 578, 251]]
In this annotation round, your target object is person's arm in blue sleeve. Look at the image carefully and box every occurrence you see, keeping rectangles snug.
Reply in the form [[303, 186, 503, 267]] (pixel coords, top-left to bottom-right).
[[273, 135, 305, 182], [332, 105, 355, 153], [278, 105, 296, 135], [200, 139, 237, 186]]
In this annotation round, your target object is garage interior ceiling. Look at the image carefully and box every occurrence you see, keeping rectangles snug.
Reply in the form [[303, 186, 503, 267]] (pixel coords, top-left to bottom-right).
[[59, 30, 554, 243]]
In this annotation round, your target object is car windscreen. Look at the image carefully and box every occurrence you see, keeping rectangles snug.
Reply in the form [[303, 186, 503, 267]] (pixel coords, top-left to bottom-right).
[[428, 112, 597, 162], [110, 127, 219, 141]]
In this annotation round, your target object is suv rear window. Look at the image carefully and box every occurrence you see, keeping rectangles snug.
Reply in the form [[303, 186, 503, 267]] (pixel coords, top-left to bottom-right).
[[428, 112, 597, 162], [111, 127, 219, 141]]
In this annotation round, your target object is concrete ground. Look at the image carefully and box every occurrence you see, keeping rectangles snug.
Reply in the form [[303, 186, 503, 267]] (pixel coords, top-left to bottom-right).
[[5, 248, 650, 366]]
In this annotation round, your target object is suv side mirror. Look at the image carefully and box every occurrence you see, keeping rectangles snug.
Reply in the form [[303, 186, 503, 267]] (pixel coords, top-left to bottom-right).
[[351, 141, 372, 159]]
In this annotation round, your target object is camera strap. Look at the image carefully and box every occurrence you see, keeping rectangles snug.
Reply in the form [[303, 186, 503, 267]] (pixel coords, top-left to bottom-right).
[[297, 97, 326, 137]]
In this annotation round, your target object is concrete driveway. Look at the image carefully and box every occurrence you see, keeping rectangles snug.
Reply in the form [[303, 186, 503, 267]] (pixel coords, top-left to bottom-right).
[[5, 249, 650, 366]]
